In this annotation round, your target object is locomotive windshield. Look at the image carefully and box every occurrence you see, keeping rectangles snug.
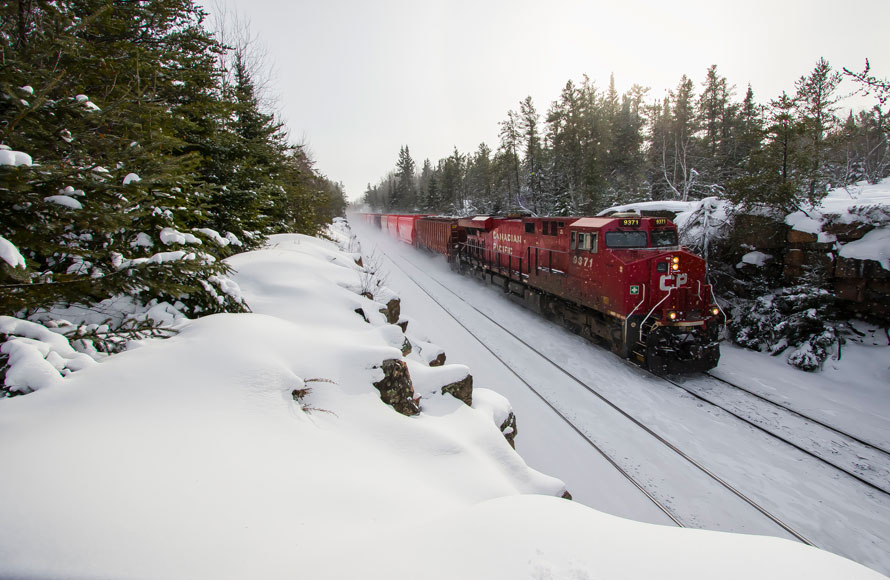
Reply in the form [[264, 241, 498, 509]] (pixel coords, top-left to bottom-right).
[[651, 229, 678, 247], [604, 230, 648, 248]]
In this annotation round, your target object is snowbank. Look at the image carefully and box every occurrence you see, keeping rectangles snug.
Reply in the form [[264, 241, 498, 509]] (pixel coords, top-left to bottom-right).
[[786, 180, 890, 264], [0, 229, 884, 579]]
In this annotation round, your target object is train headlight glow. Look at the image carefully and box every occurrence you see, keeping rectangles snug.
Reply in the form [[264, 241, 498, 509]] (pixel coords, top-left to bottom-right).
[[711, 306, 720, 316], [671, 256, 680, 271], [668, 311, 677, 320]]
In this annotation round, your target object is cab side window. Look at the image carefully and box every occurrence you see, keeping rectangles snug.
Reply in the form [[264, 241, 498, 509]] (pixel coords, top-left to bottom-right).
[[525, 222, 535, 233], [574, 232, 598, 252]]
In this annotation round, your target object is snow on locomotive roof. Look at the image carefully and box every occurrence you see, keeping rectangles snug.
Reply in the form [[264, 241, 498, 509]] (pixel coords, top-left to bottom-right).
[[571, 216, 672, 228], [570, 217, 614, 228]]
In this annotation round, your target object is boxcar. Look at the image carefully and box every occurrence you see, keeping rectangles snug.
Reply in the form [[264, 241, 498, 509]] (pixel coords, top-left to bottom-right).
[[415, 217, 466, 256]]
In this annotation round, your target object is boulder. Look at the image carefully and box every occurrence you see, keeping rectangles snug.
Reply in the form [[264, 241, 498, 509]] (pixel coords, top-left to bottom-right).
[[428, 352, 446, 367], [787, 229, 818, 244], [372, 359, 419, 416], [400, 337, 412, 357], [441, 373, 473, 406], [499, 411, 517, 449], [379, 297, 401, 325]]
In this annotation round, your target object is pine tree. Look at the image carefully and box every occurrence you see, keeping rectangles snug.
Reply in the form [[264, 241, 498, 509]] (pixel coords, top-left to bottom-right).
[[519, 96, 544, 214], [795, 57, 842, 204], [727, 92, 804, 211], [467, 143, 495, 212], [735, 84, 765, 169], [393, 145, 416, 211], [0, 0, 246, 317], [414, 159, 432, 211], [610, 85, 649, 197], [498, 109, 522, 208], [657, 75, 701, 200], [697, 65, 738, 184]]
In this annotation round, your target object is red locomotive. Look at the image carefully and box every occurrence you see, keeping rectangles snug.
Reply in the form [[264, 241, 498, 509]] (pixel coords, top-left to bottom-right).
[[359, 212, 722, 374]]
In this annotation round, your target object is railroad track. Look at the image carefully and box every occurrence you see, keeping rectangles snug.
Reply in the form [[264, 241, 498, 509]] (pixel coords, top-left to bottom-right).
[[662, 372, 890, 495], [380, 249, 817, 547]]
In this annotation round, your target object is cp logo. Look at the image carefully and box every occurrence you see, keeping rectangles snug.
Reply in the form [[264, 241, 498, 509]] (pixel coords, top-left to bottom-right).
[[659, 273, 688, 291]]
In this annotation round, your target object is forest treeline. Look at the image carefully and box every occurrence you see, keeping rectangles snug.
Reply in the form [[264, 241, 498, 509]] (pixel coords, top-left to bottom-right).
[[1, 0, 346, 320], [363, 59, 889, 216]]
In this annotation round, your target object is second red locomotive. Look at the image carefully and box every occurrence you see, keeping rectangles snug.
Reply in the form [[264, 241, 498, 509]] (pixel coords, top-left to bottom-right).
[[360, 212, 722, 374]]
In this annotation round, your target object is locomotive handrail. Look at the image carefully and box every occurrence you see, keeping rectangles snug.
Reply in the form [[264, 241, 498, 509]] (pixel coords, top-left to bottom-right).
[[527, 245, 570, 255], [641, 286, 673, 330], [529, 245, 568, 277]]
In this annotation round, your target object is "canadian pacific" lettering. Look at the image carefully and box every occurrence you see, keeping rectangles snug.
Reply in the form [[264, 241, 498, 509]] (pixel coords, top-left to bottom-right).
[[492, 232, 523, 243]]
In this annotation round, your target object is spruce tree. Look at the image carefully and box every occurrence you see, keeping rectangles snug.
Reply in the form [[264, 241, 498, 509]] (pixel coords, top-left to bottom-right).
[[727, 92, 804, 211], [0, 0, 246, 317], [394, 145, 416, 211], [794, 58, 842, 204]]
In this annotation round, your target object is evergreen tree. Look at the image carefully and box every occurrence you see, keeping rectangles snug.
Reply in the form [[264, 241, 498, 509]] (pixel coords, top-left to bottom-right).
[[794, 57, 842, 204], [546, 79, 584, 213], [727, 92, 804, 211], [393, 145, 416, 211], [440, 148, 466, 214], [498, 109, 522, 208], [697, 65, 738, 184], [0, 0, 246, 317], [519, 96, 544, 214], [656, 75, 702, 200], [735, 84, 765, 169], [417, 159, 433, 211], [467, 143, 495, 212], [610, 85, 649, 197]]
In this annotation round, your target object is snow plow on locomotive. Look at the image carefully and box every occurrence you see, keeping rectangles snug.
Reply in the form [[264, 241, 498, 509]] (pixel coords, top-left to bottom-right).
[[361, 212, 723, 374]]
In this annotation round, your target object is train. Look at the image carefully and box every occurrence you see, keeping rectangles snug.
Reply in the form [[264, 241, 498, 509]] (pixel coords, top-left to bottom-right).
[[358, 212, 723, 374]]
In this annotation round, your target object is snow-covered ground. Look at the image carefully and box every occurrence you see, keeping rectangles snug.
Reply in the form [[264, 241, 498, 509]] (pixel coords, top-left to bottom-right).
[[0, 225, 887, 579]]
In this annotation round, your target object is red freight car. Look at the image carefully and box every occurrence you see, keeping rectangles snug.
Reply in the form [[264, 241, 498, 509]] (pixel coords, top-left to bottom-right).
[[415, 217, 467, 256], [379, 214, 424, 245]]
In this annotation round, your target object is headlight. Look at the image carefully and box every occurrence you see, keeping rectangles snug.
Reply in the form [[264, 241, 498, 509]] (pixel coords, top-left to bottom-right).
[[671, 256, 680, 271], [668, 311, 677, 320], [711, 306, 720, 316]]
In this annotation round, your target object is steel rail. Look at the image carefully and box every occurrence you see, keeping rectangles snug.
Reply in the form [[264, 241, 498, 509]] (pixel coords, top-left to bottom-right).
[[660, 374, 890, 496], [703, 372, 890, 457]]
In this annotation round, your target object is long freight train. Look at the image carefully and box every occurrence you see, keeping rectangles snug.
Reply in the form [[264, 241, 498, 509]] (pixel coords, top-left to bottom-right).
[[360, 212, 723, 374]]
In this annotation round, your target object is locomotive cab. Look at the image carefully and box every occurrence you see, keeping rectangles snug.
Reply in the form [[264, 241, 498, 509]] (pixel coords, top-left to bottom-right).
[[569, 214, 721, 374]]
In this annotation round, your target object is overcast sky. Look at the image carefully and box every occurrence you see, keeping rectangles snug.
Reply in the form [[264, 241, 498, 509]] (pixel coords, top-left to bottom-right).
[[198, 0, 889, 201]]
